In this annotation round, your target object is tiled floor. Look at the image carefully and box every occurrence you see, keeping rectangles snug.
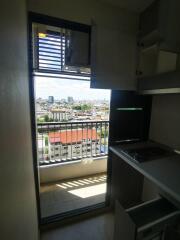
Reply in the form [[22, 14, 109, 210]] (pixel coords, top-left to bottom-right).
[[40, 173, 107, 218], [41, 211, 114, 240]]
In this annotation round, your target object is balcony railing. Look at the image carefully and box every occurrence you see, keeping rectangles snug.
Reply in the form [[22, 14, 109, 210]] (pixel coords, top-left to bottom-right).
[[37, 121, 109, 165]]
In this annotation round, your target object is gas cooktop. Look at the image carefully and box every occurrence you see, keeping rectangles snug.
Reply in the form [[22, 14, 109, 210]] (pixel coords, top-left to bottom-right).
[[121, 146, 173, 163]]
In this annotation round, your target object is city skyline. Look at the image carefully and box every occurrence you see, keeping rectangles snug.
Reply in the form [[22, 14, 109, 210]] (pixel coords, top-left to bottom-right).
[[35, 76, 111, 101]]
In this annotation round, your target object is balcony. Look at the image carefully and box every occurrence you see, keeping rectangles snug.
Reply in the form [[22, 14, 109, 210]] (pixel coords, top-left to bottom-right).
[[37, 121, 109, 217], [37, 121, 109, 166], [40, 173, 107, 218]]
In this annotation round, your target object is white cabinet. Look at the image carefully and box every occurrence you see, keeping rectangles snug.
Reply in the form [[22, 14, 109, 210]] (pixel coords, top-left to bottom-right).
[[90, 0, 180, 92], [139, 0, 180, 52], [137, 45, 180, 94], [137, 44, 179, 78], [137, 0, 180, 94], [90, 23, 137, 90]]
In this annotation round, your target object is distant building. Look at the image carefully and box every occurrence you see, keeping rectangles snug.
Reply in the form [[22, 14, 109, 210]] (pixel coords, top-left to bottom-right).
[[48, 96, 54, 104], [48, 129, 100, 160], [49, 109, 72, 121], [37, 134, 48, 162], [36, 103, 48, 118], [67, 96, 74, 104], [60, 98, 67, 104]]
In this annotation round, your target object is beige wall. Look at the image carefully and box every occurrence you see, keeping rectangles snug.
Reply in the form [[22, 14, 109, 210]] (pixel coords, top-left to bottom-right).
[[150, 94, 180, 150], [142, 94, 180, 202], [0, 0, 39, 239], [27, 0, 137, 30], [40, 157, 107, 183]]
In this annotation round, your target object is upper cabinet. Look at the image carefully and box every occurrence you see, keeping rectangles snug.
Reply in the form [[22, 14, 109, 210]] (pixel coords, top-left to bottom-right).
[[139, 0, 180, 52], [90, 23, 137, 90], [137, 0, 180, 94], [90, 0, 180, 92], [137, 44, 180, 78]]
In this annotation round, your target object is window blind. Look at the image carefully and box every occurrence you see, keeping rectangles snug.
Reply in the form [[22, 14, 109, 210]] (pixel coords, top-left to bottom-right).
[[38, 31, 65, 71], [32, 23, 91, 76]]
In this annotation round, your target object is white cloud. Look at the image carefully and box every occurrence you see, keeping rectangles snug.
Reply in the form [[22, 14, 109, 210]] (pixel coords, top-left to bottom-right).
[[34, 76, 111, 101]]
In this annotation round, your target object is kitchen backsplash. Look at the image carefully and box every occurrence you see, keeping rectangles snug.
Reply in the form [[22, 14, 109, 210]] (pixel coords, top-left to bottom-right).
[[150, 94, 180, 151]]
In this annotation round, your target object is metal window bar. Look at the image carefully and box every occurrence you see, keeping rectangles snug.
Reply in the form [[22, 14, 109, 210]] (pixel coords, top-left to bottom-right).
[[37, 121, 109, 165], [59, 125, 62, 163], [86, 123, 88, 157], [82, 123, 83, 158], [90, 123, 93, 158], [66, 123, 68, 161], [71, 123, 72, 160], [52, 124, 55, 164], [95, 122, 97, 156], [100, 122, 102, 155], [47, 124, 50, 164], [105, 122, 109, 155], [104, 122, 106, 155], [76, 123, 78, 159]]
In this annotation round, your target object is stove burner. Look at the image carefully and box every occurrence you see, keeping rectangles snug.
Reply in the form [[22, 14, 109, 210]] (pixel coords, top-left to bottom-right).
[[122, 147, 172, 163]]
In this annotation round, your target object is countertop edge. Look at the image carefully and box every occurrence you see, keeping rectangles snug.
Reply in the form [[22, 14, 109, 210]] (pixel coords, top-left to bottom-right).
[[109, 146, 180, 204]]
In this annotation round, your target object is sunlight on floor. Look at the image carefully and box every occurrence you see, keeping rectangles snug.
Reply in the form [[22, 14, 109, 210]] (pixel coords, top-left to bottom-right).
[[68, 183, 107, 198], [56, 175, 107, 190], [40, 174, 107, 217]]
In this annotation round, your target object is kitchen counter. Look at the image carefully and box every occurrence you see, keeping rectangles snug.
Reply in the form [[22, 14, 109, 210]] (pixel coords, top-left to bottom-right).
[[110, 141, 180, 205]]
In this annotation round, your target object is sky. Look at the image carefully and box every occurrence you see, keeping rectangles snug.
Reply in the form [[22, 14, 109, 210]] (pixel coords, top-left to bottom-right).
[[35, 76, 111, 101]]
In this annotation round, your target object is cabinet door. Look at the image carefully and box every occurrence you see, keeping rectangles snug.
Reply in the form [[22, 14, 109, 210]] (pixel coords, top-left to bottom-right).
[[159, 0, 180, 52], [91, 23, 137, 90]]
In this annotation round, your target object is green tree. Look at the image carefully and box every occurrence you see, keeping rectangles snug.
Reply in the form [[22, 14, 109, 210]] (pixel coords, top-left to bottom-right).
[[100, 128, 109, 138], [44, 115, 54, 122], [73, 105, 81, 110], [44, 115, 50, 122], [81, 104, 92, 111], [73, 104, 92, 111], [45, 147, 49, 154], [45, 136, 48, 146], [37, 117, 44, 123]]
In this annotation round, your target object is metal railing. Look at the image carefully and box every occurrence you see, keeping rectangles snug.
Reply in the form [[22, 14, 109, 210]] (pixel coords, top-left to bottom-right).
[[37, 121, 109, 165]]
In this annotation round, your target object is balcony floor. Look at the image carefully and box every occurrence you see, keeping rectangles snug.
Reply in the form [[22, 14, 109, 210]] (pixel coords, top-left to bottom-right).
[[40, 173, 107, 218]]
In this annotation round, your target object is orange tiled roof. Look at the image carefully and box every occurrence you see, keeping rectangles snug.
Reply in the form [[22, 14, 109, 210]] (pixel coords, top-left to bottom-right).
[[49, 129, 99, 144]]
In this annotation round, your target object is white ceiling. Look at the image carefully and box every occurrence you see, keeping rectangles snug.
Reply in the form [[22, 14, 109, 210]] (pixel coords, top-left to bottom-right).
[[99, 0, 154, 12]]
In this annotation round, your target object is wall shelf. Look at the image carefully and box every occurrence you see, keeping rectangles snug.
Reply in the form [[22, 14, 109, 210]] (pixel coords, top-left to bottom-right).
[[138, 71, 180, 94]]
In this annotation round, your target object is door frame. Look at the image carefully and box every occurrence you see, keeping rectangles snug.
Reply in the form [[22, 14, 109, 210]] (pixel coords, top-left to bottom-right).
[[28, 11, 112, 226]]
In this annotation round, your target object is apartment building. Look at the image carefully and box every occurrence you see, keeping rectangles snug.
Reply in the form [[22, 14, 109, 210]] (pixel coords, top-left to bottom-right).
[[48, 129, 100, 160], [49, 109, 72, 121]]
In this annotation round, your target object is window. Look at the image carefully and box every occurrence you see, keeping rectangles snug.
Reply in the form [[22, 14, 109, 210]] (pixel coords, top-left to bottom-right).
[[32, 23, 91, 75], [62, 153, 68, 156]]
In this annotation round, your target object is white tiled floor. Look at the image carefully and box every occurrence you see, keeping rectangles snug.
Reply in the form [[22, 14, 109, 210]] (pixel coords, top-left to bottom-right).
[[40, 174, 107, 218]]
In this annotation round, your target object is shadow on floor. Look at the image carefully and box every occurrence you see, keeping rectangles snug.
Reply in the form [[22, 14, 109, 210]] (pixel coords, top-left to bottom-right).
[[40, 173, 107, 218], [41, 211, 114, 240]]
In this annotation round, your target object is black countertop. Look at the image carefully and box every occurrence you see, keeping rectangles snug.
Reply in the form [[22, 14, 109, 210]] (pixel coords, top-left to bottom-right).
[[110, 141, 180, 204]]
